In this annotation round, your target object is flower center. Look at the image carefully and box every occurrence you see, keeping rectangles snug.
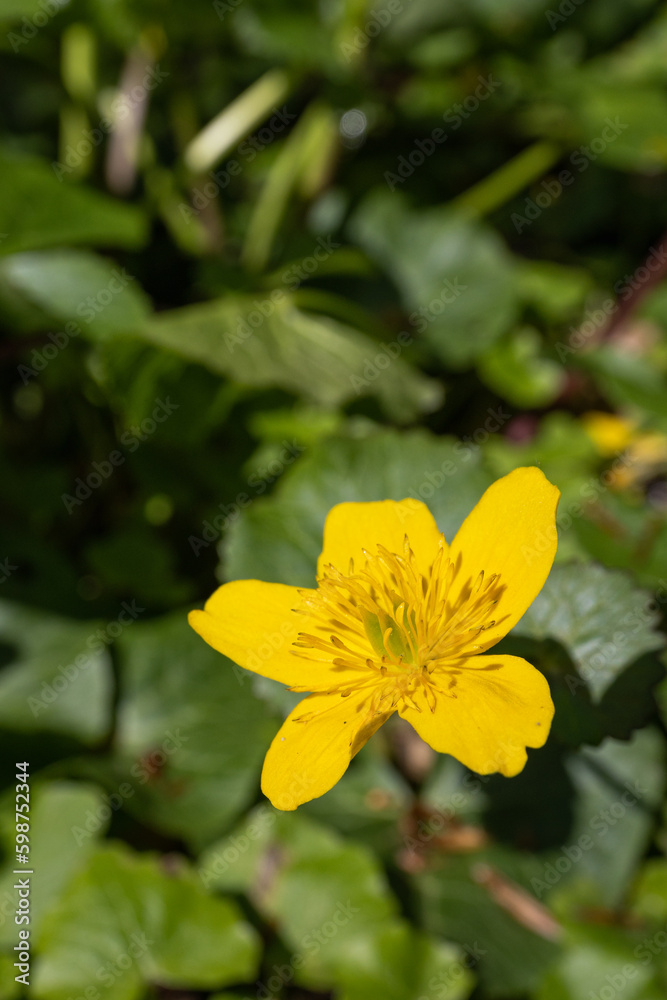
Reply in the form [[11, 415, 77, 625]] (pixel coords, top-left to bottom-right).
[[291, 534, 503, 705]]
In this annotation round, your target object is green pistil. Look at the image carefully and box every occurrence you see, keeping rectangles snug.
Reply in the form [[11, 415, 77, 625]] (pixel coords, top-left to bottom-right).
[[360, 607, 414, 665]]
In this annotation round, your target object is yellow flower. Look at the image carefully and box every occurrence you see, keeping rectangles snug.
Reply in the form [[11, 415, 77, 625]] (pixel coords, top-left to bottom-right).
[[189, 467, 559, 810], [582, 411, 637, 457], [582, 410, 667, 491]]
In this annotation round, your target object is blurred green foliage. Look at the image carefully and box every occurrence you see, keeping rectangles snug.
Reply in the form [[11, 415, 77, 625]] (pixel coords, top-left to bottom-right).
[[2, 0, 667, 998]]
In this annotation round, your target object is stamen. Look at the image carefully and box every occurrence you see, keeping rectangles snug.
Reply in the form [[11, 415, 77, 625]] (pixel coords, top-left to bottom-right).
[[291, 535, 504, 713]]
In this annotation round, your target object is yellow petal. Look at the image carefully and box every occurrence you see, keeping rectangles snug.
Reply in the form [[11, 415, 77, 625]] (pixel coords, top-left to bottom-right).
[[448, 467, 559, 651], [318, 499, 445, 579], [188, 579, 339, 688], [261, 687, 393, 809], [399, 654, 553, 776]]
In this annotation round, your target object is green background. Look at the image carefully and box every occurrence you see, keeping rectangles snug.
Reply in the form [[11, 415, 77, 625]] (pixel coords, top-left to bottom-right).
[[1, 0, 667, 997]]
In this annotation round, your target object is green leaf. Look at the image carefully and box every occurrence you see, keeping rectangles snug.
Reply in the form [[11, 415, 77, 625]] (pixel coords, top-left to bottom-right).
[[302, 744, 412, 855], [0, 153, 146, 255], [261, 814, 398, 988], [350, 191, 519, 366], [478, 327, 565, 407], [227, 8, 341, 71], [271, 828, 394, 917], [414, 848, 561, 997], [501, 636, 665, 751], [0, 250, 151, 339], [197, 804, 279, 895], [337, 924, 473, 1000], [516, 260, 593, 324], [631, 858, 667, 924], [0, 781, 105, 947], [422, 754, 488, 823], [0, 600, 113, 744], [33, 843, 261, 1000], [184, 69, 292, 173], [482, 737, 577, 849], [483, 414, 643, 567], [552, 728, 667, 909], [537, 923, 665, 1000], [571, 495, 667, 592], [138, 294, 442, 421], [109, 611, 278, 849], [224, 427, 494, 586], [86, 338, 239, 447], [571, 84, 667, 172], [579, 348, 667, 427], [640, 280, 667, 333], [484, 412, 599, 503], [232, 811, 473, 1000], [516, 564, 665, 701], [242, 102, 338, 270]]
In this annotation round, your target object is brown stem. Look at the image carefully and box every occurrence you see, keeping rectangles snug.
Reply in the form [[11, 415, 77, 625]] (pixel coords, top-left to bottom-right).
[[598, 231, 667, 341]]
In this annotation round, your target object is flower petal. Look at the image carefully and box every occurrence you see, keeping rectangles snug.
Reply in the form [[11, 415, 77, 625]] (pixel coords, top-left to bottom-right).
[[399, 655, 553, 776], [447, 467, 560, 651], [188, 579, 339, 688], [318, 499, 445, 579], [262, 688, 393, 810]]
